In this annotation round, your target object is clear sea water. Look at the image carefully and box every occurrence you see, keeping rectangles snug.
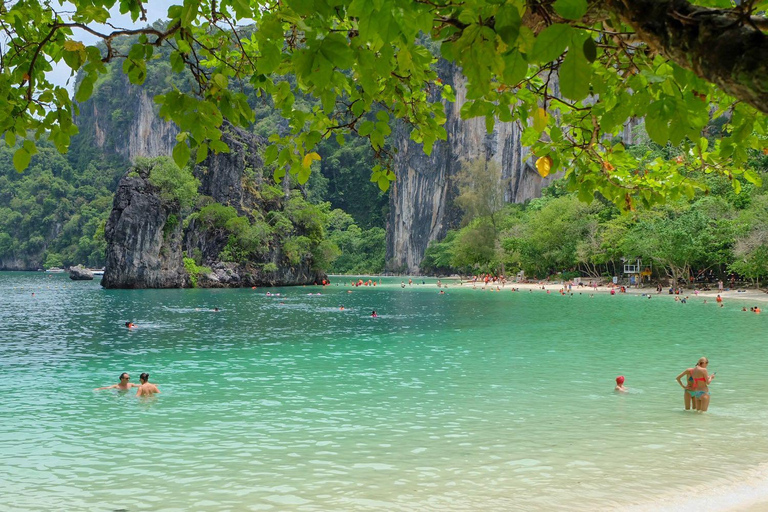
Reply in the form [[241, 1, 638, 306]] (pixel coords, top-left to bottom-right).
[[2, 272, 768, 511]]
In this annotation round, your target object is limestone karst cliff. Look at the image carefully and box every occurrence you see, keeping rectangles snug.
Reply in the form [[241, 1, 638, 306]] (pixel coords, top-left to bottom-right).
[[386, 63, 560, 274], [102, 123, 327, 288], [76, 72, 178, 162], [101, 164, 188, 288]]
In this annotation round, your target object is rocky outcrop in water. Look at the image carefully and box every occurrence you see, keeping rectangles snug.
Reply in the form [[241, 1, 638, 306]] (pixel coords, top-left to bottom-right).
[[69, 265, 94, 280], [101, 166, 188, 289], [102, 123, 326, 289]]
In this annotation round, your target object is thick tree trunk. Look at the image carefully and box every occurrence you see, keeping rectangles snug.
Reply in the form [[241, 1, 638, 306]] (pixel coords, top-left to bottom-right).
[[523, 1, 768, 113], [607, 0, 768, 114]]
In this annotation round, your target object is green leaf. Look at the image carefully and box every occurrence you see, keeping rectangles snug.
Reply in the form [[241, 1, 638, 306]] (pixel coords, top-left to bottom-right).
[[298, 167, 311, 184], [320, 33, 354, 69], [559, 48, 590, 101], [377, 175, 390, 191], [170, 51, 185, 73], [358, 121, 374, 136], [645, 100, 674, 146], [531, 24, 573, 63], [257, 43, 281, 75], [75, 76, 93, 103], [582, 38, 597, 63], [195, 143, 209, 163], [502, 50, 528, 85], [173, 142, 191, 168], [231, 0, 251, 18], [495, 4, 521, 45], [744, 169, 762, 186], [181, 0, 200, 26], [13, 147, 31, 172], [209, 140, 230, 153], [553, 0, 588, 20]]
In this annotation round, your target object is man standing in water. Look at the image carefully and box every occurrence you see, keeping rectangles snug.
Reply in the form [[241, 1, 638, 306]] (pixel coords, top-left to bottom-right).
[[136, 373, 160, 396], [95, 373, 138, 391]]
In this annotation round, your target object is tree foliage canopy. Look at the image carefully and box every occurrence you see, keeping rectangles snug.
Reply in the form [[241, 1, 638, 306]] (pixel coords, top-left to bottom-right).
[[2, 0, 767, 209]]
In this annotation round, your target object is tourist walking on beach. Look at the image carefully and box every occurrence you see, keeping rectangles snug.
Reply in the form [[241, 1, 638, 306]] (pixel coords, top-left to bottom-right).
[[675, 366, 697, 411], [95, 372, 139, 391], [690, 357, 715, 412], [136, 373, 160, 396]]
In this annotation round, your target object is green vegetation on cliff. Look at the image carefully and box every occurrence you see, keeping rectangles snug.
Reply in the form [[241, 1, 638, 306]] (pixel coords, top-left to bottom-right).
[[423, 142, 768, 285]]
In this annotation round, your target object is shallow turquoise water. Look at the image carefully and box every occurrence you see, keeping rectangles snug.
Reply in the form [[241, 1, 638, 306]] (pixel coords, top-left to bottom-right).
[[2, 272, 768, 511]]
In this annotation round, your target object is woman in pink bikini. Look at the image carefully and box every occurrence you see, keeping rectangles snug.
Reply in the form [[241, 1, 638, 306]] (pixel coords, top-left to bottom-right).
[[690, 357, 715, 412], [675, 365, 697, 411]]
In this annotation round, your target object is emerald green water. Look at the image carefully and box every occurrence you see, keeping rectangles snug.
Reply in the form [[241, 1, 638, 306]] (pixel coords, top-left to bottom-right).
[[2, 272, 768, 511]]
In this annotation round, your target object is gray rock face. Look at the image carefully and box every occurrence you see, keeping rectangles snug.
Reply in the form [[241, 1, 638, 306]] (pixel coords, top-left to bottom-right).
[[103, 124, 326, 289], [195, 123, 263, 214], [69, 265, 94, 280], [386, 62, 560, 274], [185, 123, 324, 287], [76, 74, 178, 162], [101, 168, 188, 289]]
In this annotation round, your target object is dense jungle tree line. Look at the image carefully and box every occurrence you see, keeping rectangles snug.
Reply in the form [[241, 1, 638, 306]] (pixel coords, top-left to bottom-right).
[[0, 139, 386, 274], [422, 134, 768, 287]]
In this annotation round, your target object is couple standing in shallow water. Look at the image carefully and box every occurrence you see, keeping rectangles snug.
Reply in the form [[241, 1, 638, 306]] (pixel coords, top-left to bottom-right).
[[676, 357, 715, 412], [95, 372, 160, 396]]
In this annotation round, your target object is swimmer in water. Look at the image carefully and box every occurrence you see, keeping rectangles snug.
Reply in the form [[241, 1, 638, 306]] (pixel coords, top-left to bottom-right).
[[339, 305, 344, 310], [615, 376, 628, 393], [125, 322, 136, 329], [371, 310, 378, 318], [136, 373, 160, 396], [95, 372, 139, 391]]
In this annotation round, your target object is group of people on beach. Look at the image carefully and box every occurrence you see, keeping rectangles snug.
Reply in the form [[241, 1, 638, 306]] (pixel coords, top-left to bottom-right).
[[95, 372, 160, 396]]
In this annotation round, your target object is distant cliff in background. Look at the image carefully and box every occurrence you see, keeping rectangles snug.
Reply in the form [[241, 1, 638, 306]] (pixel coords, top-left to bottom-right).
[[75, 71, 178, 162], [386, 62, 560, 274]]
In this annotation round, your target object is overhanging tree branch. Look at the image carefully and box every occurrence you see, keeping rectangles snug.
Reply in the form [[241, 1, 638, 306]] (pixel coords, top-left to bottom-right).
[[605, 0, 768, 114]]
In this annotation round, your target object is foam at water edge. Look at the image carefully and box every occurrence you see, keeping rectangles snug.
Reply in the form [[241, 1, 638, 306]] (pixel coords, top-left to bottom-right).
[[622, 463, 768, 512]]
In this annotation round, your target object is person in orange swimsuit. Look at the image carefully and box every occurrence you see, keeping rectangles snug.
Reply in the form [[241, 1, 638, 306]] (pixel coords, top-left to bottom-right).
[[690, 357, 715, 412], [675, 365, 697, 411]]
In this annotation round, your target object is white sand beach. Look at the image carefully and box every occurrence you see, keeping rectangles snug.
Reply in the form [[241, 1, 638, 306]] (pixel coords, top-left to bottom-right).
[[446, 278, 768, 306]]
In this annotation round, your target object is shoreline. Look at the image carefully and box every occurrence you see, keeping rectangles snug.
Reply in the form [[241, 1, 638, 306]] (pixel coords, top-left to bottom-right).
[[620, 463, 768, 512], [441, 278, 768, 305]]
